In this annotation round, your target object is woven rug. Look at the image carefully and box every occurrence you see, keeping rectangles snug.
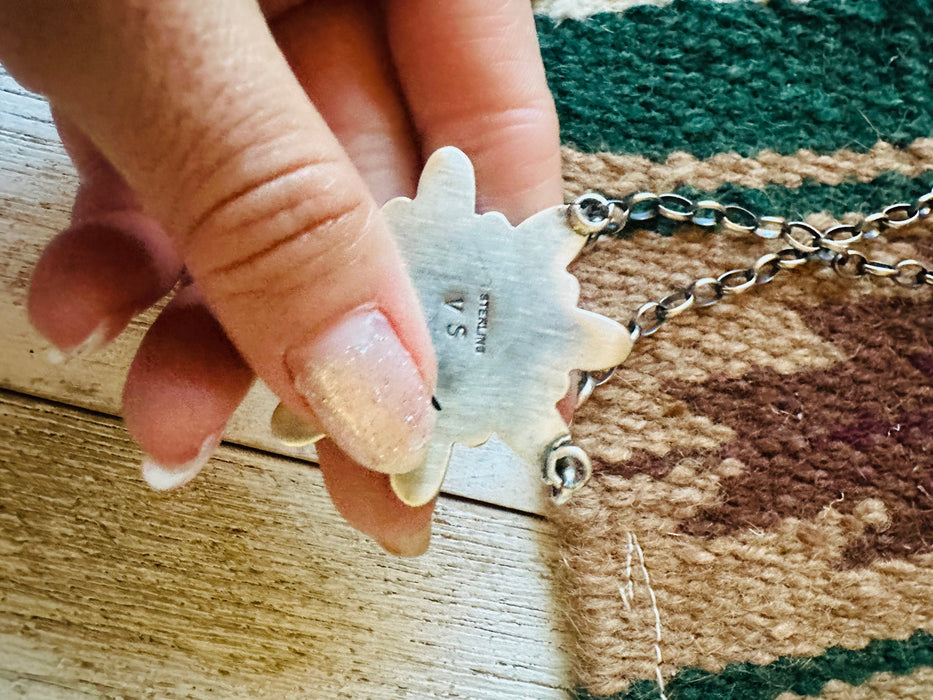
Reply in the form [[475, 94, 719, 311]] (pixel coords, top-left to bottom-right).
[[532, 1, 933, 698]]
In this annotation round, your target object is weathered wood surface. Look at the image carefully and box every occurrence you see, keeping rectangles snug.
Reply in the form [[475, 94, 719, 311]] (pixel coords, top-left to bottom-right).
[[0, 391, 571, 698], [0, 69, 548, 516], [0, 70, 574, 695]]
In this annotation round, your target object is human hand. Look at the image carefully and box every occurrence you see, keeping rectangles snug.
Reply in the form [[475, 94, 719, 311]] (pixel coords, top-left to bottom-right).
[[0, 0, 561, 556]]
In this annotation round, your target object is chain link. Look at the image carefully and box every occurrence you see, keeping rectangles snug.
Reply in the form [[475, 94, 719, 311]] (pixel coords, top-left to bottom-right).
[[567, 186, 933, 375]]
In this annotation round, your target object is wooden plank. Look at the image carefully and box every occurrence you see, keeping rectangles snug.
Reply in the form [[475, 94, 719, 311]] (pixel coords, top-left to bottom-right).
[[0, 389, 572, 697], [0, 69, 550, 515]]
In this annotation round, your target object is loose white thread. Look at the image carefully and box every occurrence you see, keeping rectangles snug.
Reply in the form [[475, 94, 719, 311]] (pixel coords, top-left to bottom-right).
[[618, 532, 635, 611], [620, 532, 667, 700]]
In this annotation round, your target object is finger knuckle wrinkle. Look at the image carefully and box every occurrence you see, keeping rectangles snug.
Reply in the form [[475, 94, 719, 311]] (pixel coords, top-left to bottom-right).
[[185, 159, 370, 287], [488, 102, 558, 139]]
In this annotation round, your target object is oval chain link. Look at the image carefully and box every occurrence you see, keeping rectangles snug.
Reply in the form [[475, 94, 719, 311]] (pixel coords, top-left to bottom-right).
[[567, 186, 933, 374]]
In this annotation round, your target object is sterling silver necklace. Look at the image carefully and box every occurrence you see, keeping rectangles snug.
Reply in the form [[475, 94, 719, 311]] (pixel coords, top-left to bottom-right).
[[272, 147, 933, 508]]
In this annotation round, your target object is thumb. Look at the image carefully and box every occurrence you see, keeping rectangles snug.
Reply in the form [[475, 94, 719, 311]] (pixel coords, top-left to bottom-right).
[[0, 0, 437, 474]]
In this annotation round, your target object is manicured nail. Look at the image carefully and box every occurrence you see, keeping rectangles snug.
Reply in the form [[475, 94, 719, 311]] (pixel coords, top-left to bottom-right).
[[141, 432, 221, 491], [45, 323, 110, 365], [378, 522, 432, 558], [285, 308, 435, 474]]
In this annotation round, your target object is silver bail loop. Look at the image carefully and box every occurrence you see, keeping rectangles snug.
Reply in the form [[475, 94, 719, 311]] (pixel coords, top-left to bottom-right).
[[544, 435, 593, 505]]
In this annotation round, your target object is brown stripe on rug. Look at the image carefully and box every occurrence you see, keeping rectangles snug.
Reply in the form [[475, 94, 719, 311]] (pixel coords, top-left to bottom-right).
[[568, 216, 928, 463], [556, 201, 933, 697]]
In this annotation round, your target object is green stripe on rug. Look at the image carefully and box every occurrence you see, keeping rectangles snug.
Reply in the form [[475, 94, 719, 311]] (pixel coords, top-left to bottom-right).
[[537, 0, 933, 160], [572, 630, 933, 700]]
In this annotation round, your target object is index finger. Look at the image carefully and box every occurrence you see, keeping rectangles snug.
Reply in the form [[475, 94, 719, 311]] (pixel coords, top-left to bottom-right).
[[0, 0, 438, 475]]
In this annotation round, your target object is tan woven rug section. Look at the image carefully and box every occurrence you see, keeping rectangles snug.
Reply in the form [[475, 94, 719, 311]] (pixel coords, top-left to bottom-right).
[[559, 202, 933, 695], [535, 2, 933, 696]]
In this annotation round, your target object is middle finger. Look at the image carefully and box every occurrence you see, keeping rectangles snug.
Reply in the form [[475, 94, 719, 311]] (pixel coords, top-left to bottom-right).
[[271, 0, 420, 205]]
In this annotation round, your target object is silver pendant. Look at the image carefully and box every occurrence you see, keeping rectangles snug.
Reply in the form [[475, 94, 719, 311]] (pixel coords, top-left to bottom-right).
[[272, 148, 632, 506]]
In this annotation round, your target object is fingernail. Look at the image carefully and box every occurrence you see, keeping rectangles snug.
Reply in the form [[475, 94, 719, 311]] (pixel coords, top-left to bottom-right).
[[285, 308, 435, 474], [378, 522, 432, 558], [45, 323, 110, 365], [141, 432, 221, 491]]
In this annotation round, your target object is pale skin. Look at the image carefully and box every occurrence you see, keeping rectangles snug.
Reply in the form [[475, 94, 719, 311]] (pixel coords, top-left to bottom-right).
[[0, 1, 562, 556]]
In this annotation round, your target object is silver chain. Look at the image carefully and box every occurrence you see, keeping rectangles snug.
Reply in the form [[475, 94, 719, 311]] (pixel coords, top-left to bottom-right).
[[546, 186, 932, 503], [566, 187, 933, 400]]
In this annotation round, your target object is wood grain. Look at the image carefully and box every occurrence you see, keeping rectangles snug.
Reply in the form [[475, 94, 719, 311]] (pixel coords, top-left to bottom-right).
[[0, 390, 572, 697], [0, 69, 550, 516], [0, 69, 575, 695]]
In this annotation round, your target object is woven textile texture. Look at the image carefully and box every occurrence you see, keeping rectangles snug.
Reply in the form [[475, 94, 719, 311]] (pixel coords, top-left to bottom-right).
[[533, 0, 933, 698]]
